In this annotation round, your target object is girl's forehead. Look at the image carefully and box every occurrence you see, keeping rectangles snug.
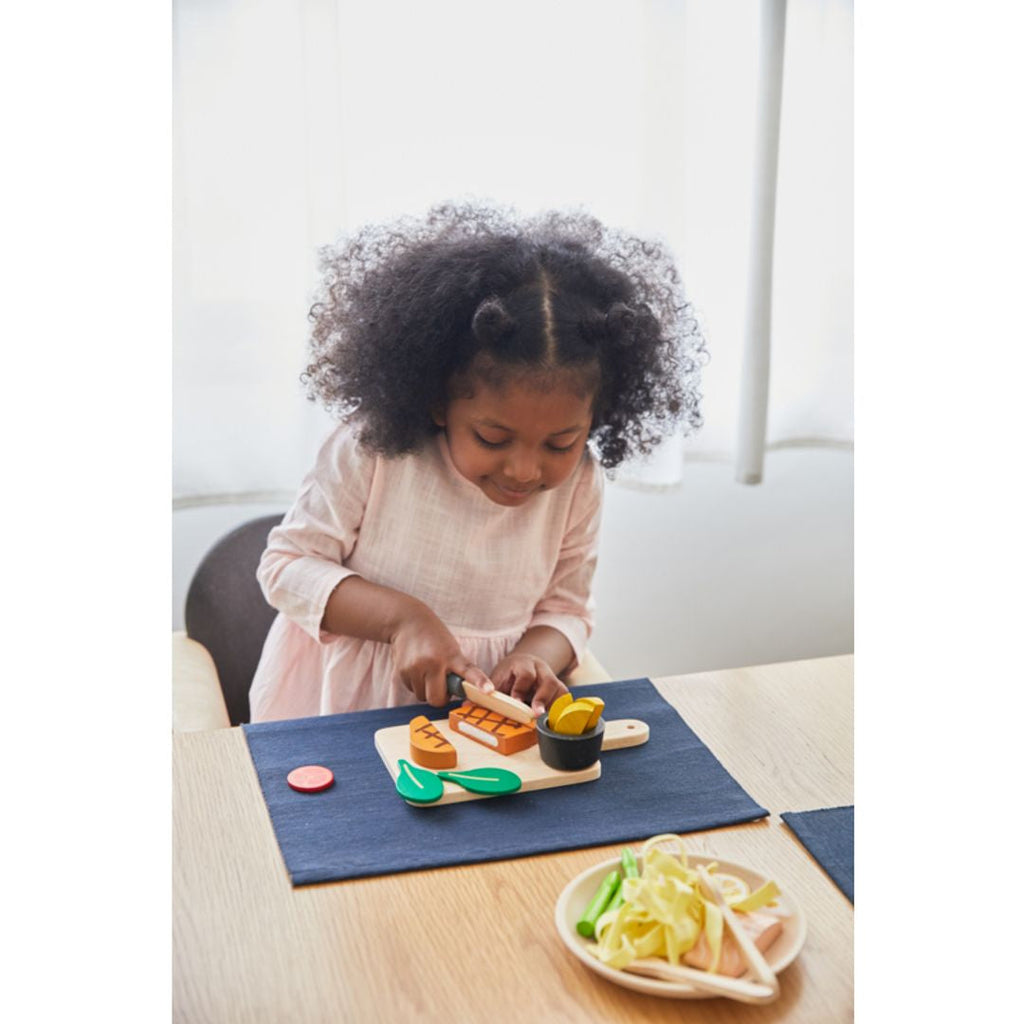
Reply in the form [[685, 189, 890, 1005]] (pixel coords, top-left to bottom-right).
[[456, 377, 594, 430]]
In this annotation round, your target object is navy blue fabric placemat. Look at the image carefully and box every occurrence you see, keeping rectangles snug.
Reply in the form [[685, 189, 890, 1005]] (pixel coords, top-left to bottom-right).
[[781, 805, 854, 903], [242, 679, 768, 886]]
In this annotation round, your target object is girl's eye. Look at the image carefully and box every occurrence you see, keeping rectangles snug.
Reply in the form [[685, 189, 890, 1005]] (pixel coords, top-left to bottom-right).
[[547, 443, 576, 454], [474, 433, 508, 449]]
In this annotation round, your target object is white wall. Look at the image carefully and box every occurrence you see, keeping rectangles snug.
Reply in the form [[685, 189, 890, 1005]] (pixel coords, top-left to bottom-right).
[[172, 446, 852, 681], [593, 447, 853, 679]]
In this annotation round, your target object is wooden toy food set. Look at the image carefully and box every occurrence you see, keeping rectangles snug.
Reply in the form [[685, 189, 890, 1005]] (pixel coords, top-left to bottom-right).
[[374, 676, 650, 806]]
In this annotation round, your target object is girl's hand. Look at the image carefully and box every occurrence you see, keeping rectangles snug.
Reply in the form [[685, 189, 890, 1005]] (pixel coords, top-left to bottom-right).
[[391, 607, 492, 707], [491, 653, 568, 718]]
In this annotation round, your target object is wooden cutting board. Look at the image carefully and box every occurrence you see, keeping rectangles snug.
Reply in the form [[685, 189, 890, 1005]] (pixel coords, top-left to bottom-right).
[[374, 714, 601, 806]]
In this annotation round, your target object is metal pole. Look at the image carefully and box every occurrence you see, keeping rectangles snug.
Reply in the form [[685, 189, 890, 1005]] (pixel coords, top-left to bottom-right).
[[736, 0, 787, 484]]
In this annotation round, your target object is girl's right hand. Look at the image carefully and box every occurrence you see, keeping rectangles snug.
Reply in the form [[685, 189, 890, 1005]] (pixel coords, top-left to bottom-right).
[[391, 607, 493, 707]]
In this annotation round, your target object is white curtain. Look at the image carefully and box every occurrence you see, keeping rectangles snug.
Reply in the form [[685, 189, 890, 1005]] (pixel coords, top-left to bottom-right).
[[173, 0, 851, 504]]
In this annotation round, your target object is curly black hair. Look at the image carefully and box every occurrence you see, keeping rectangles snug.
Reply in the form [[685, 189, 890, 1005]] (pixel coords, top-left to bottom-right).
[[302, 201, 707, 469]]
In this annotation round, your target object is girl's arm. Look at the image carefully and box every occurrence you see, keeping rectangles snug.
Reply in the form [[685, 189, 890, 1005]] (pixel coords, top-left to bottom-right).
[[505, 625, 576, 674], [322, 576, 493, 707], [258, 426, 491, 706], [257, 427, 374, 640]]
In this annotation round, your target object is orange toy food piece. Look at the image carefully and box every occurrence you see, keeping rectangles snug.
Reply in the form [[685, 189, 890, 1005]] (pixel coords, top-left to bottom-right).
[[449, 702, 537, 755], [408, 715, 458, 769]]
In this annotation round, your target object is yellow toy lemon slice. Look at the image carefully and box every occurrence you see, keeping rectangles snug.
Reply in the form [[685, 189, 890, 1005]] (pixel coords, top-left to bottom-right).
[[708, 871, 750, 904], [546, 692, 575, 729], [577, 696, 605, 730], [552, 701, 595, 735]]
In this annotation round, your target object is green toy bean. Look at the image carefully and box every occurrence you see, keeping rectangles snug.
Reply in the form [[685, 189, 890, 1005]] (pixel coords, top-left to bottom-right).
[[576, 869, 621, 938], [605, 847, 639, 915]]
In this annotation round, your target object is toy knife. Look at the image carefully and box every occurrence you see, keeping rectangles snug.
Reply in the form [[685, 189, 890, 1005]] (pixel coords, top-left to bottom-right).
[[445, 673, 536, 726]]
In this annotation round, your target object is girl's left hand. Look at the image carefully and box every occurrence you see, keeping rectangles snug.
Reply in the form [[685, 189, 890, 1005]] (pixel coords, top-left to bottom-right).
[[491, 653, 568, 718]]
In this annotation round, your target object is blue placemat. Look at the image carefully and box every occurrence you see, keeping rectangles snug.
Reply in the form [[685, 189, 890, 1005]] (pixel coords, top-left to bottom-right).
[[781, 805, 854, 903], [242, 679, 768, 885]]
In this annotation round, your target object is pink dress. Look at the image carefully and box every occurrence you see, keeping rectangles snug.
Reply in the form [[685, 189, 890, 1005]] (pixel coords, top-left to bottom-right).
[[249, 423, 604, 720]]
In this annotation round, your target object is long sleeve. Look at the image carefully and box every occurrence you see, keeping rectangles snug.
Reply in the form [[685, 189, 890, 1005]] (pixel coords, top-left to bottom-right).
[[257, 425, 377, 642], [527, 452, 604, 670]]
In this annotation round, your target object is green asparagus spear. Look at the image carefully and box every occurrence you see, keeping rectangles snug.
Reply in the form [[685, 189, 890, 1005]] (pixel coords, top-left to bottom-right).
[[621, 846, 639, 879], [576, 870, 621, 937], [605, 847, 640, 914]]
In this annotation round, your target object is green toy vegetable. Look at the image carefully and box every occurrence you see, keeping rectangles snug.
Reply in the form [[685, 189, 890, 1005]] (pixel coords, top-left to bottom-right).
[[576, 870, 621, 938], [605, 846, 640, 914], [436, 768, 521, 796], [395, 759, 445, 804]]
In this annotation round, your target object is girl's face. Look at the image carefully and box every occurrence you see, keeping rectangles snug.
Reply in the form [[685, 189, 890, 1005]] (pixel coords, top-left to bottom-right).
[[434, 376, 595, 507]]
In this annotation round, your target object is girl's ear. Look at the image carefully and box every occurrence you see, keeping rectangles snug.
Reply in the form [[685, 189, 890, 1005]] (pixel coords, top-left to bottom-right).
[[431, 405, 447, 427]]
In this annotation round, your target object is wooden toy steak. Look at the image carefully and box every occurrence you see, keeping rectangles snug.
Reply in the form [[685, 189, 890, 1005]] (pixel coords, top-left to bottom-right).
[[408, 715, 458, 768], [449, 703, 537, 755]]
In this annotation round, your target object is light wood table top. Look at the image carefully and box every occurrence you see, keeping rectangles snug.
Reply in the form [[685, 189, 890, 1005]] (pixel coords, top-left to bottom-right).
[[173, 654, 853, 1023]]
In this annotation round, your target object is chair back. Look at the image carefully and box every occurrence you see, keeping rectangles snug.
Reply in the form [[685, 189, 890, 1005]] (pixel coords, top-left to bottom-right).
[[184, 514, 284, 725]]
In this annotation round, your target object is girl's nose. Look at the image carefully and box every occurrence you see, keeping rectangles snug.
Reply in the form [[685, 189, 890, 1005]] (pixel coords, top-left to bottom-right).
[[505, 449, 540, 484]]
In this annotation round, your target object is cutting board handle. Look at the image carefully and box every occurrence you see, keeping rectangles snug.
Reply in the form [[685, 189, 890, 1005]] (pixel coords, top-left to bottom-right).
[[600, 718, 650, 750]]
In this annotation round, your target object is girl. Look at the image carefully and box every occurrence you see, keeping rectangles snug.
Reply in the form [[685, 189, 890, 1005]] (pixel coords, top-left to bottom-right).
[[250, 202, 706, 722]]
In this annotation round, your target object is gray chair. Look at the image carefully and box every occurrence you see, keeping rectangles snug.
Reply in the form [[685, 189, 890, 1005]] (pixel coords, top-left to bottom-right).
[[172, 514, 612, 731], [179, 514, 283, 727]]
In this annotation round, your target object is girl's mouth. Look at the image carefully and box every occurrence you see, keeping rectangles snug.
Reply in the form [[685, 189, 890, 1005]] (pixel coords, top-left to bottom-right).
[[489, 479, 538, 503]]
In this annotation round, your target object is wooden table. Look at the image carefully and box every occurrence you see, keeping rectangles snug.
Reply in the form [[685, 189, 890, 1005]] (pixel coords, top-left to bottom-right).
[[173, 654, 853, 1023]]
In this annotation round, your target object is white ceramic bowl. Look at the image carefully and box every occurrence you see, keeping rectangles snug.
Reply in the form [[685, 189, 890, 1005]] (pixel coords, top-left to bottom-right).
[[554, 852, 807, 1000]]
